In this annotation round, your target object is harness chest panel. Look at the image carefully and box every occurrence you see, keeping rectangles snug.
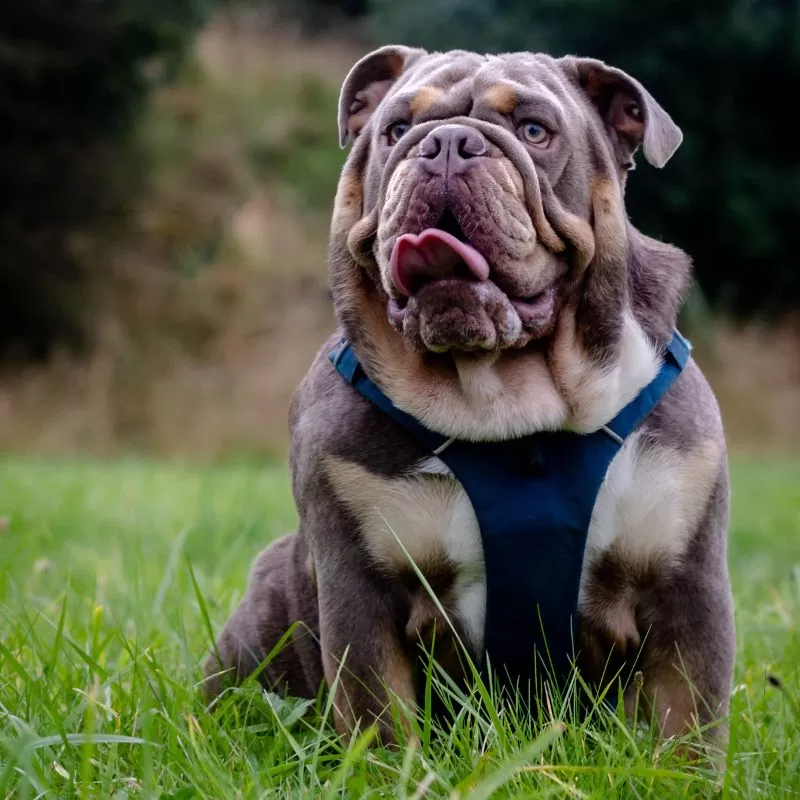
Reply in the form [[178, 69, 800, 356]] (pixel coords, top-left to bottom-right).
[[329, 332, 690, 691]]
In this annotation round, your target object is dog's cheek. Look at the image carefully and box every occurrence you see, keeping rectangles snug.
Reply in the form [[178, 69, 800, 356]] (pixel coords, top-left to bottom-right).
[[332, 138, 385, 272], [377, 160, 428, 267], [332, 169, 364, 241], [457, 163, 537, 266]]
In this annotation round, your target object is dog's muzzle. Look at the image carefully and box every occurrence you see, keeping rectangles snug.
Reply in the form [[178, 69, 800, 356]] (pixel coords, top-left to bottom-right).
[[379, 122, 562, 354]]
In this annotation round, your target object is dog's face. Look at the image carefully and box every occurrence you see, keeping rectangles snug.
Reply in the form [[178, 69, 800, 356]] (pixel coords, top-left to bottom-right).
[[330, 47, 688, 439], [335, 48, 680, 354]]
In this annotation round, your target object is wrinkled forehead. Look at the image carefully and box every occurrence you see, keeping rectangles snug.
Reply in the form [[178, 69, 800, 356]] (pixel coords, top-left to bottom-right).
[[379, 51, 583, 124]]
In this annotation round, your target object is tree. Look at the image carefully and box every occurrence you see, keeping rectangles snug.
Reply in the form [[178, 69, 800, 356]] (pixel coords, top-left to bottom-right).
[[0, 0, 220, 359]]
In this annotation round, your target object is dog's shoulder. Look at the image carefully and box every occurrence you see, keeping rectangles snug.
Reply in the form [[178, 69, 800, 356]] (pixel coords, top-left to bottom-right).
[[289, 334, 484, 643], [649, 355, 725, 447], [288, 332, 433, 492]]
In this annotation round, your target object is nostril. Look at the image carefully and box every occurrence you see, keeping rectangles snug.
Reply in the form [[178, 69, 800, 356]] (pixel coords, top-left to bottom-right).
[[458, 132, 487, 159], [419, 135, 441, 160]]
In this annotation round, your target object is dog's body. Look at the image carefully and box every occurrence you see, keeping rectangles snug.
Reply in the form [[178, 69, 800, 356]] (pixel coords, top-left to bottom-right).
[[206, 46, 734, 748]]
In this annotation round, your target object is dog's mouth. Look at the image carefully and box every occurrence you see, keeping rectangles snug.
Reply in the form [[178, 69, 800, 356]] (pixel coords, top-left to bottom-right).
[[387, 210, 556, 350]]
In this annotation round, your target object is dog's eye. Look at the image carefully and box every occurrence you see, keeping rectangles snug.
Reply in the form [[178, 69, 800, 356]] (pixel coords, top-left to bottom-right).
[[387, 121, 410, 144], [518, 120, 550, 147]]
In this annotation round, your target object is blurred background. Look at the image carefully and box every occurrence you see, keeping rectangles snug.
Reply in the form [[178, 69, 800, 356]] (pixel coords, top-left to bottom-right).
[[0, 0, 798, 462]]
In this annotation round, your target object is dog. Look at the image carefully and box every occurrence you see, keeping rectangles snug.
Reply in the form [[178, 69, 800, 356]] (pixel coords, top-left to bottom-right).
[[205, 45, 735, 750]]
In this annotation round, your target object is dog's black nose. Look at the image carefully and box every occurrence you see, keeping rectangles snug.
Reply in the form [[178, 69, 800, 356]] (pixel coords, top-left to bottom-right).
[[419, 124, 488, 175]]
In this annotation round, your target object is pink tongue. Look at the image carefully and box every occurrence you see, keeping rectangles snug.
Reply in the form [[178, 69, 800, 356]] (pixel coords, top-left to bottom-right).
[[390, 228, 490, 297]]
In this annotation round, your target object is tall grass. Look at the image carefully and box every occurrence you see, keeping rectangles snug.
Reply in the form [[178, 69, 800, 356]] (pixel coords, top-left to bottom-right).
[[1, 456, 799, 797]]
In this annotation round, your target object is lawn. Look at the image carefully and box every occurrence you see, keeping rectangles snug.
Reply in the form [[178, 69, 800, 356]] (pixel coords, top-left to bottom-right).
[[1, 455, 798, 798]]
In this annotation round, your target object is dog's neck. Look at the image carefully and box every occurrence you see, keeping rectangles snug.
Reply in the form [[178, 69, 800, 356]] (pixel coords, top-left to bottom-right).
[[626, 224, 692, 346]]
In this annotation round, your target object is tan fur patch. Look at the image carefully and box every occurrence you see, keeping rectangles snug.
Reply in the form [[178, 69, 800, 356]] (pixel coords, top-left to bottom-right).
[[336, 171, 363, 213], [453, 354, 504, 406], [323, 456, 487, 649], [485, 83, 518, 114], [496, 160, 525, 198], [323, 457, 481, 571], [409, 85, 444, 116], [331, 682, 352, 736], [379, 636, 417, 708], [637, 663, 701, 740], [332, 170, 363, 235], [538, 178, 596, 268], [345, 208, 378, 268], [553, 308, 660, 433], [591, 177, 627, 267], [305, 552, 317, 591]]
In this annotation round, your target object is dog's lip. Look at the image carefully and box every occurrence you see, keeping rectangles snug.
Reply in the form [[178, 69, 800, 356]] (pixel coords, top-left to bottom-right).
[[390, 228, 490, 297], [388, 296, 407, 327], [387, 280, 555, 326], [509, 286, 557, 323]]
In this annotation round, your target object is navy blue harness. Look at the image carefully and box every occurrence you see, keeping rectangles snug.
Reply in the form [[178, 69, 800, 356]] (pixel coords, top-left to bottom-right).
[[329, 331, 691, 693]]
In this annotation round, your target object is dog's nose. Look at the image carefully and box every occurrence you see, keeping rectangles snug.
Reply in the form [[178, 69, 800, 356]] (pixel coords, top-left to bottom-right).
[[419, 124, 488, 175]]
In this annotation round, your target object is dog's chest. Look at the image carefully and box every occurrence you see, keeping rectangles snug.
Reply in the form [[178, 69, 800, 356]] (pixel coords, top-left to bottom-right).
[[325, 436, 711, 653]]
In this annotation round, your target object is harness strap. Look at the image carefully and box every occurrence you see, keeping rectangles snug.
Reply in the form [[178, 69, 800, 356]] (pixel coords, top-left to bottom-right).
[[327, 329, 690, 697], [329, 337, 450, 453], [604, 330, 691, 441], [329, 330, 691, 447]]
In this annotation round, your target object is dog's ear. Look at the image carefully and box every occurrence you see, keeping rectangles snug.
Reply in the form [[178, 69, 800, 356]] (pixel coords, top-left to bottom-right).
[[338, 45, 425, 148], [564, 57, 682, 169]]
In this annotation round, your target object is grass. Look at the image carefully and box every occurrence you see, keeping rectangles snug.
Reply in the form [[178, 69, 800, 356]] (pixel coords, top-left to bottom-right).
[[1, 455, 798, 798]]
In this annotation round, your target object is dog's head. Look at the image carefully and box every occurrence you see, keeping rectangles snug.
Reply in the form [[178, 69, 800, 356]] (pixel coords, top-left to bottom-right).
[[330, 47, 691, 439]]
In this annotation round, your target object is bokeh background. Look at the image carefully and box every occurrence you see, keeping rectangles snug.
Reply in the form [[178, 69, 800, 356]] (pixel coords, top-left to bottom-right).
[[1, 0, 798, 462]]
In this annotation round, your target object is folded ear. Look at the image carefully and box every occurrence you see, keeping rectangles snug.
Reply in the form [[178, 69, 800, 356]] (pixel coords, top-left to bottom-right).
[[563, 57, 682, 169], [338, 45, 425, 148]]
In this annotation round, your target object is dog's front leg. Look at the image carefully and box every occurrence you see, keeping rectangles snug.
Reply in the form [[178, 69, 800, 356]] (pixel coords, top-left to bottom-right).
[[581, 430, 735, 757], [311, 539, 415, 744], [630, 576, 734, 752], [627, 471, 736, 756]]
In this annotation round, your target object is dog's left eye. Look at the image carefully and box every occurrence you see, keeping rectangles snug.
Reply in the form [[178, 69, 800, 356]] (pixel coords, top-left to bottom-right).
[[387, 121, 410, 144], [518, 120, 550, 147]]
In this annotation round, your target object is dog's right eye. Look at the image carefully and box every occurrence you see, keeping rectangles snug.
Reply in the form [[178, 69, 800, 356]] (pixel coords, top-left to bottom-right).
[[518, 120, 551, 147], [387, 121, 410, 144]]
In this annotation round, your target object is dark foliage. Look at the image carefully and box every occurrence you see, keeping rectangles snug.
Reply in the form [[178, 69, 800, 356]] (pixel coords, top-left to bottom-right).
[[266, 0, 367, 32], [0, 0, 219, 359]]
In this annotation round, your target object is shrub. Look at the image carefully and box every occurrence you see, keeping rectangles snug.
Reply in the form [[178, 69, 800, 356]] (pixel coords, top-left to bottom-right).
[[0, 0, 222, 359]]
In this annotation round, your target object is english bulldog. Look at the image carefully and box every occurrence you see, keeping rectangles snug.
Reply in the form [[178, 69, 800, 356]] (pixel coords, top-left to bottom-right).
[[205, 45, 735, 752]]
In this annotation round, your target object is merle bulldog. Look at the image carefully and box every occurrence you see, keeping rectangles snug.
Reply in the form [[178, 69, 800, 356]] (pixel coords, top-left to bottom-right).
[[205, 45, 735, 749]]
